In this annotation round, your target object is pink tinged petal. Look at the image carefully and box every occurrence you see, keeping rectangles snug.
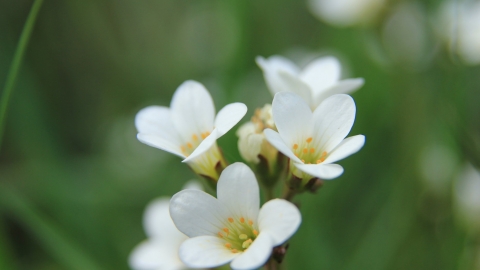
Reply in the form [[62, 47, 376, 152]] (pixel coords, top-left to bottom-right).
[[258, 199, 302, 246], [143, 198, 184, 240], [135, 106, 182, 146], [294, 163, 344, 180], [171, 80, 215, 142], [129, 240, 184, 270], [314, 78, 364, 107], [272, 92, 313, 146], [169, 189, 229, 238], [137, 134, 186, 158], [278, 71, 315, 109], [264, 129, 302, 163], [179, 236, 238, 269], [230, 232, 274, 270], [312, 94, 356, 153], [323, 135, 365, 164], [217, 163, 260, 222], [256, 56, 300, 95], [300, 56, 341, 93], [214, 103, 248, 137]]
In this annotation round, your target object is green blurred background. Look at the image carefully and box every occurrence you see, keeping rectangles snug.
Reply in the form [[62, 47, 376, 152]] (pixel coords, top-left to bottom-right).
[[1, 0, 480, 269]]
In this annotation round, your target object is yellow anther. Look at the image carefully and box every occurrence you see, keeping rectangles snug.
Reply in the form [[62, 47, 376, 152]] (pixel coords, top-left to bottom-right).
[[231, 249, 238, 253], [320, 157, 326, 162], [316, 159, 322, 164], [310, 148, 315, 153], [239, 234, 248, 240], [303, 148, 308, 154], [223, 228, 229, 235], [306, 137, 313, 143], [240, 217, 245, 223], [218, 232, 223, 238], [187, 142, 193, 148], [293, 144, 298, 150], [228, 217, 234, 223], [181, 146, 186, 152], [253, 230, 259, 236], [242, 239, 253, 249], [294, 153, 299, 157], [321, 151, 327, 157], [201, 133, 207, 139], [301, 159, 305, 163], [248, 220, 253, 226], [192, 134, 198, 141], [225, 243, 232, 248]]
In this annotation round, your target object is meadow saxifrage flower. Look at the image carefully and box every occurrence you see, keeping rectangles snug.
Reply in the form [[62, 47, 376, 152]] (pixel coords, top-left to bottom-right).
[[129, 181, 203, 270], [264, 92, 365, 181], [169, 163, 301, 270], [135, 80, 247, 181], [256, 55, 364, 110]]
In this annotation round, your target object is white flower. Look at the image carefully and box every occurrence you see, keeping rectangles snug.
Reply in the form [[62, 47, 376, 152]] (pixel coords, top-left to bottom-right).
[[437, 1, 480, 65], [256, 55, 364, 110], [129, 199, 187, 270], [236, 104, 277, 164], [454, 164, 480, 233], [264, 92, 365, 180], [169, 163, 301, 270], [135, 80, 247, 180], [129, 182, 203, 270], [307, 0, 386, 27]]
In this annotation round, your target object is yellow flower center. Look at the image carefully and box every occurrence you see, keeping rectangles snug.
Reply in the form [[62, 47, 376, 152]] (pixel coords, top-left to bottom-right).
[[217, 216, 259, 253], [292, 137, 328, 164], [180, 131, 211, 156]]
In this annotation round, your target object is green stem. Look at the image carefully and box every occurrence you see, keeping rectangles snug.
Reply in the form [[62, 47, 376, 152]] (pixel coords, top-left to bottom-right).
[[0, 0, 44, 149]]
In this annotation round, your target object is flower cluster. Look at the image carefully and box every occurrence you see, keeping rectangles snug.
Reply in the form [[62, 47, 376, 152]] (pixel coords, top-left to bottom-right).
[[130, 55, 365, 269]]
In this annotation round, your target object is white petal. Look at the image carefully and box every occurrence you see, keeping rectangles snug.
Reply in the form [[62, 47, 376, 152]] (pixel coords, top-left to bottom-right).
[[258, 199, 301, 246], [171, 81, 215, 142], [300, 56, 341, 95], [137, 134, 185, 158], [230, 232, 273, 270], [272, 92, 313, 146], [278, 71, 315, 109], [217, 163, 260, 222], [179, 236, 238, 269], [143, 198, 183, 240], [129, 240, 184, 270], [263, 129, 302, 163], [135, 106, 182, 146], [314, 78, 364, 106], [214, 103, 247, 137], [312, 94, 356, 153], [294, 163, 344, 180], [256, 56, 300, 95], [323, 135, 365, 164], [169, 189, 229, 238], [182, 129, 219, 163]]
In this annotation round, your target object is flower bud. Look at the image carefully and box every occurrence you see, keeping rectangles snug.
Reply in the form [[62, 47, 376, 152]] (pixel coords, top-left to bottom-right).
[[237, 104, 278, 165]]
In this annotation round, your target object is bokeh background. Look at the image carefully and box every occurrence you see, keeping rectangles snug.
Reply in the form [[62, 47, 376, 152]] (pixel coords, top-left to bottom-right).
[[1, 0, 480, 269]]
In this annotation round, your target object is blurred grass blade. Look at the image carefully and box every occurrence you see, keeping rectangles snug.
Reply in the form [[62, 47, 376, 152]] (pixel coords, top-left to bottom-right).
[[0, 218, 15, 270], [0, 186, 103, 270], [0, 0, 44, 149]]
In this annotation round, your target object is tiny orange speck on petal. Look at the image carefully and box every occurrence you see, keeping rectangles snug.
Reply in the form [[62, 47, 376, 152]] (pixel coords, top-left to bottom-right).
[[225, 243, 232, 248], [187, 142, 193, 148], [228, 217, 234, 223], [253, 230, 259, 235], [240, 217, 245, 223], [306, 137, 313, 143], [231, 249, 238, 253], [248, 220, 253, 226], [293, 144, 298, 150]]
